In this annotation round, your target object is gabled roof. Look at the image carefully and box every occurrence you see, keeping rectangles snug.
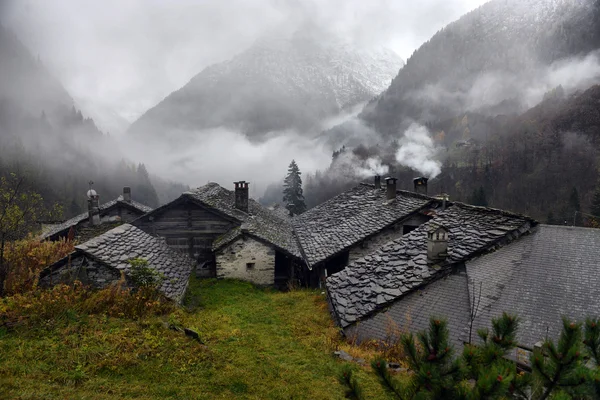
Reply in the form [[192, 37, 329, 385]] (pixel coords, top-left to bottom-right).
[[345, 269, 471, 349], [42, 224, 193, 302], [326, 203, 536, 327], [184, 183, 300, 258], [466, 224, 600, 349], [41, 196, 153, 240], [293, 183, 434, 267]]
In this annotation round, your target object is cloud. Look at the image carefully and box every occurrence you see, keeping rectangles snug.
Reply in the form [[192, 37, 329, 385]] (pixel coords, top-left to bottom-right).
[[118, 127, 332, 194], [1, 0, 488, 128], [395, 123, 442, 178]]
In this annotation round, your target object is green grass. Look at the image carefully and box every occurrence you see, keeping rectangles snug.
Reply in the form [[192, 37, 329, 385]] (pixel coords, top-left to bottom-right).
[[0, 278, 391, 399]]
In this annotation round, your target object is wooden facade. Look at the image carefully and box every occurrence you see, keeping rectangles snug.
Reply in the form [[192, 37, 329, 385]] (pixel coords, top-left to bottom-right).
[[133, 197, 237, 277]]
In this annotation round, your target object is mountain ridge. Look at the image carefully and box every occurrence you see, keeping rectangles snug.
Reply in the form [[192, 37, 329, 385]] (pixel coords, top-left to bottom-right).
[[128, 30, 404, 140]]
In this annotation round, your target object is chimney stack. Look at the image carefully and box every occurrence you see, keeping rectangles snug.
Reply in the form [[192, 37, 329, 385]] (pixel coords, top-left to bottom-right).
[[234, 181, 249, 213], [374, 175, 381, 189], [385, 177, 397, 201], [86, 189, 100, 226], [414, 177, 428, 195], [123, 186, 131, 203], [427, 225, 448, 263]]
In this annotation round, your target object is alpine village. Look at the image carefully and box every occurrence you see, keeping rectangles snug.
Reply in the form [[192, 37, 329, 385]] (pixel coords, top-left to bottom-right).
[[3, 0, 600, 399]]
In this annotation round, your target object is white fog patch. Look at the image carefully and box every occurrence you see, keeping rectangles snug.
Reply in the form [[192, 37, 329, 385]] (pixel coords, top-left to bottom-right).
[[119, 127, 331, 196], [331, 151, 389, 179], [395, 123, 442, 178]]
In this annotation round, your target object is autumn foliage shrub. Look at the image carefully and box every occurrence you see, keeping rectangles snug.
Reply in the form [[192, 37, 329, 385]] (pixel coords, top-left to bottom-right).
[[2, 235, 74, 296], [0, 276, 174, 331]]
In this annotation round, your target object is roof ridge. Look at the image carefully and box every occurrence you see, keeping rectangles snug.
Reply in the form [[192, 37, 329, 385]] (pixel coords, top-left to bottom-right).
[[451, 202, 536, 222], [539, 223, 600, 232]]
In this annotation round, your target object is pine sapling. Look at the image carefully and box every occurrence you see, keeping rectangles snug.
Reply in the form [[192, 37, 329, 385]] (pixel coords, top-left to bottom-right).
[[338, 364, 364, 400], [531, 318, 587, 399]]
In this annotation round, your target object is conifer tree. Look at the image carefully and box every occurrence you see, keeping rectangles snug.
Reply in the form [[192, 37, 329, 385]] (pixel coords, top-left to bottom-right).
[[283, 160, 306, 216], [568, 187, 581, 225], [531, 318, 588, 399], [591, 184, 600, 218]]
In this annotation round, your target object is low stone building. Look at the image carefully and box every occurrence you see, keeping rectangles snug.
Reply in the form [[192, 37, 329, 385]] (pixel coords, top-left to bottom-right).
[[41, 187, 153, 242], [40, 224, 193, 303], [323, 203, 600, 363], [293, 176, 439, 287], [134, 181, 302, 287]]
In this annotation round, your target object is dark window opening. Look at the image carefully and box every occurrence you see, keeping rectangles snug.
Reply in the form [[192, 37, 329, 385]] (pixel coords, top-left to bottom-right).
[[246, 262, 255, 270]]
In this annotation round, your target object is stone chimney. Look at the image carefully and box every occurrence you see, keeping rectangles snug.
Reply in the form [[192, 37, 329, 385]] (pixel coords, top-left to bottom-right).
[[123, 186, 131, 203], [86, 190, 100, 226], [414, 177, 428, 195], [385, 177, 397, 201], [374, 175, 381, 189], [234, 181, 249, 213], [427, 225, 448, 263]]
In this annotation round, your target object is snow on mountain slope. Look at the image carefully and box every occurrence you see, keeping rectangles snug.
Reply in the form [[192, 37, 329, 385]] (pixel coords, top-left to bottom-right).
[[358, 0, 600, 134], [128, 29, 403, 140]]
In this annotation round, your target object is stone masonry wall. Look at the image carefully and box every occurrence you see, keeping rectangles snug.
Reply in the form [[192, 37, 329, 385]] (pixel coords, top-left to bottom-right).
[[348, 223, 404, 264], [216, 236, 275, 285], [40, 255, 123, 289], [348, 214, 430, 264]]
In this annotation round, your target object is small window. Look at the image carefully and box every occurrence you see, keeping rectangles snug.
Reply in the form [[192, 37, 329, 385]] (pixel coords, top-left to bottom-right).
[[246, 262, 255, 270]]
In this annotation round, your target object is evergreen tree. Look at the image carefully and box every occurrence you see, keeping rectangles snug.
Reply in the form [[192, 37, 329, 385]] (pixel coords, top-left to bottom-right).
[[283, 160, 306, 216], [591, 183, 600, 218], [568, 187, 582, 226]]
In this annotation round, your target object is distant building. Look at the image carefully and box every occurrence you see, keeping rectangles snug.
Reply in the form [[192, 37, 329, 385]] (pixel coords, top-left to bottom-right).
[[41, 187, 153, 242]]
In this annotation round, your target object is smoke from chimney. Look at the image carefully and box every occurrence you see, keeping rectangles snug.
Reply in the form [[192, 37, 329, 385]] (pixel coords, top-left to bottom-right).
[[395, 123, 442, 179]]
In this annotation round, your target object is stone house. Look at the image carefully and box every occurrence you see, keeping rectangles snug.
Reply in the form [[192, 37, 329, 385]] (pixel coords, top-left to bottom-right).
[[41, 187, 153, 242], [325, 196, 600, 364], [40, 224, 193, 303], [133, 181, 303, 288], [292, 176, 439, 287]]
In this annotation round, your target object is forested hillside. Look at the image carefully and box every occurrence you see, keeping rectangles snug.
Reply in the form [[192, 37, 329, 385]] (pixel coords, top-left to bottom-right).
[[359, 0, 600, 134], [301, 85, 600, 223], [0, 25, 187, 217]]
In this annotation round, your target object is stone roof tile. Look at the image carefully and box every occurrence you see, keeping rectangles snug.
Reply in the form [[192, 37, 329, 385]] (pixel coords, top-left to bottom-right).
[[71, 224, 193, 302], [185, 183, 300, 258], [293, 183, 433, 266], [41, 196, 153, 240], [466, 224, 600, 349], [327, 203, 535, 327]]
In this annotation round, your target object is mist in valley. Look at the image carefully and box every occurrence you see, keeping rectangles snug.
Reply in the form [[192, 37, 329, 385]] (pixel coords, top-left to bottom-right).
[[0, 0, 599, 224]]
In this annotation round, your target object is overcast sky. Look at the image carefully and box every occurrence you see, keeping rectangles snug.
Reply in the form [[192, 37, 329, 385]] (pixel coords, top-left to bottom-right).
[[0, 0, 488, 130]]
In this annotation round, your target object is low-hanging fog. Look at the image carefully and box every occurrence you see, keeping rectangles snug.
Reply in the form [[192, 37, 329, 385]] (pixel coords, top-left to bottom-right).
[[2, 0, 599, 209], [0, 0, 489, 195]]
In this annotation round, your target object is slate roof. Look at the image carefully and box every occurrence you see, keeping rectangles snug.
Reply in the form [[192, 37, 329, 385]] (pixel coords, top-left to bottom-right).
[[345, 269, 471, 349], [42, 224, 193, 302], [326, 203, 535, 327], [293, 183, 433, 267], [41, 196, 153, 240], [184, 183, 300, 258], [466, 224, 600, 349]]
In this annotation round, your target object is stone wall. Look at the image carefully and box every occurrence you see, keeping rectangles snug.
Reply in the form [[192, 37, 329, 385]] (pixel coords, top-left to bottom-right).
[[40, 254, 123, 289], [347, 214, 430, 264], [216, 236, 275, 285]]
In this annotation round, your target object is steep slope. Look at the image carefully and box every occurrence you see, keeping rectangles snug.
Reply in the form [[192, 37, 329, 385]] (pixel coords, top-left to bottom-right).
[[0, 26, 184, 214], [128, 28, 403, 140], [0, 24, 73, 123], [359, 0, 600, 135]]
